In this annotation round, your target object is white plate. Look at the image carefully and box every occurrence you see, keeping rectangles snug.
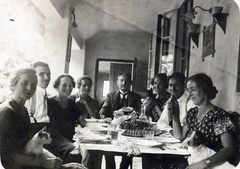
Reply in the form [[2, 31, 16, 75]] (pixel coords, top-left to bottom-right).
[[80, 136, 108, 142], [85, 119, 98, 123], [158, 137, 180, 143], [133, 140, 162, 147], [91, 129, 108, 134]]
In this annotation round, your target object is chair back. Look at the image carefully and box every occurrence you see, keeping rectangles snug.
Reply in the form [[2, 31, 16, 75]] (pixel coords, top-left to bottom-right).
[[228, 111, 240, 166]]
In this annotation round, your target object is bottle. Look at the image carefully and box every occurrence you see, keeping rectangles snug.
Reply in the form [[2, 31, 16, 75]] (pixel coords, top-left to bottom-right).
[[139, 105, 148, 121]]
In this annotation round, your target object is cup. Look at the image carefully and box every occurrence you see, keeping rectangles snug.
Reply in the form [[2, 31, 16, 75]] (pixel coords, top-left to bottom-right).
[[111, 130, 119, 140], [144, 129, 154, 140], [108, 124, 118, 140]]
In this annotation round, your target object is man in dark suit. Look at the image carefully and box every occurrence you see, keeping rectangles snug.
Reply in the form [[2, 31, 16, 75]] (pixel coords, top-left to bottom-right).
[[100, 72, 141, 118], [99, 72, 142, 169]]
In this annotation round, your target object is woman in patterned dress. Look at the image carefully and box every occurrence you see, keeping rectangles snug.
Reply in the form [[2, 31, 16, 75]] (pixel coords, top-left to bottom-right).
[[172, 73, 235, 169], [145, 73, 171, 122]]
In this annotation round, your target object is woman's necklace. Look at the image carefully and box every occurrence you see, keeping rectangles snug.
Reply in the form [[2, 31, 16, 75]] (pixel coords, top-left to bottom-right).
[[57, 96, 68, 108], [197, 105, 213, 122]]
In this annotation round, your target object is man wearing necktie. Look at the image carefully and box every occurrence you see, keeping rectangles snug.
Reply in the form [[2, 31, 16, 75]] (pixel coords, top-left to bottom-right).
[[99, 72, 141, 169], [100, 72, 141, 118]]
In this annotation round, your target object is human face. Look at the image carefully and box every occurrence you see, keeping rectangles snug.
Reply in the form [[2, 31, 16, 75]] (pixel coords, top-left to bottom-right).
[[168, 78, 184, 99], [57, 77, 74, 98], [152, 77, 166, 94], [117, 74, 132, 92], [79, 79, 92, 96], [13, 72, 38, 101], [186, 80, 206, 106], [35, 66, 51, 89]]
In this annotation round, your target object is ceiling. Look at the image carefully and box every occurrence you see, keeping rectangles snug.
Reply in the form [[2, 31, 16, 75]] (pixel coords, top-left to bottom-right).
[[51, 0, 185, 41]]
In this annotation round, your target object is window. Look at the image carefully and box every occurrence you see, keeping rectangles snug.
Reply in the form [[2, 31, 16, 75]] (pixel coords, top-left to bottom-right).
[[103, 80, 109, 96]]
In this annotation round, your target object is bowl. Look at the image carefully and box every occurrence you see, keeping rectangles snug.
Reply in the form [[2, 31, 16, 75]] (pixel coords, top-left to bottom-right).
[[122, 107, 134, 115]]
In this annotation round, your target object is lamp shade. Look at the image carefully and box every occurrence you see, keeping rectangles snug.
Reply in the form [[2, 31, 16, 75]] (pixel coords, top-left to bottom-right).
[[187, 23, 199, 33], [183, 11, 195, 23]]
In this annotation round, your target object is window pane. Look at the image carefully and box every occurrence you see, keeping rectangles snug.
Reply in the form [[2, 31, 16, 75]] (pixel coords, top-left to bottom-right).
[[103, 81, 109, 96]]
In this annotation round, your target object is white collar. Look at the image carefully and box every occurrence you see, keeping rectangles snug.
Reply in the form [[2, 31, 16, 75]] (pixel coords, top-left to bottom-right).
[[177, 93, 188, 103], [119, 90, 129, 95], [37, 86, 47, 95]]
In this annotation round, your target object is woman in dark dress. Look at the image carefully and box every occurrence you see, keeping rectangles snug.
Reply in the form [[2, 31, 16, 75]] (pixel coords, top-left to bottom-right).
[[48, 74, 86, 142], [172, 73, 235, 169], [0, 67, 62, 169]]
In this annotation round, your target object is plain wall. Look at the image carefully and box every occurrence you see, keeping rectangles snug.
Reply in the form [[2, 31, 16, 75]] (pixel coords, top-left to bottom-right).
[[84, 30, 149, 98], [188, 0, 240, 111]]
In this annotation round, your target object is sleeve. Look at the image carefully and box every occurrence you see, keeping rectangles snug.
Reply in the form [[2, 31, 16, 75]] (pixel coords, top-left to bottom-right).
[[214, 111, 235, 136], [92, 98, 100, 112], [99, 93, 111, 116], [158, 104, 169, 125], [0, 109, 23, 166], [74, 101, 82, 120], [47, 99, 53, 122]]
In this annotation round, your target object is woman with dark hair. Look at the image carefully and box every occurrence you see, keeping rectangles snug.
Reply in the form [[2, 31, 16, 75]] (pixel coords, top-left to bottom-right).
[[172, 73, 235, 169], [48, 74, 86, 142], [145, 73, 171, 122], [0, 67, 62, 169], [69, 75, 100, 119]]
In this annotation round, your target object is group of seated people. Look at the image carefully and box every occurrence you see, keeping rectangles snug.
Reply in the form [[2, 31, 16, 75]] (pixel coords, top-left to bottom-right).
[[0, 61, 239, 169]]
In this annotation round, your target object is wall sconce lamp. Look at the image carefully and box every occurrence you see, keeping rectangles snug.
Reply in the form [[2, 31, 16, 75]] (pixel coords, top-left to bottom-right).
[[183, 6, 212, 23], [212, 6, 229, 34], [182, 6, 212, 47], [70, 7, 78, 28]]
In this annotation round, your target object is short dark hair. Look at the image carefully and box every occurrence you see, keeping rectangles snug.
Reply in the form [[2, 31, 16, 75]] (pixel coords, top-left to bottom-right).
[[31, 61, 49, 69], [168, 72, 186, 85], [118, 72, 131, 80], [154, 73, 168, 89], [53, 74, 76, 89], [186, 73, 218, 100], [77, 75, 92, 88]]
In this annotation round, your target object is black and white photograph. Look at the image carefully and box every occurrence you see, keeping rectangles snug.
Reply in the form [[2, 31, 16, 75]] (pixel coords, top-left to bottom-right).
[[0, 0, 240, 169]]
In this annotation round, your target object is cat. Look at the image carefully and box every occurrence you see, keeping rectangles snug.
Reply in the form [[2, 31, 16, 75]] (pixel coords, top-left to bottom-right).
[[24, 126, 52, 157]]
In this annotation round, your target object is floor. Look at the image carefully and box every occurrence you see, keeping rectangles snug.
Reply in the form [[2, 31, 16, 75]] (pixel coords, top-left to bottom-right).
[[101, 156, 142, 169]]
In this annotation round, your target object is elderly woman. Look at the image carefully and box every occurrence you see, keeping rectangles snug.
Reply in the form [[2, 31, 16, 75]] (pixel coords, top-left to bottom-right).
[[145, 73, 171, 122], [47, 74, 86, 142], [172, 73, 234, 169], [69, 75, 100, 119], [0, 67, 62, 169]]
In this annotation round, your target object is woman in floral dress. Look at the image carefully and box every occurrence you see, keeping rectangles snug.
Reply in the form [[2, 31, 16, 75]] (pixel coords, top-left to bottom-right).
[[172, 73, 235, 169]]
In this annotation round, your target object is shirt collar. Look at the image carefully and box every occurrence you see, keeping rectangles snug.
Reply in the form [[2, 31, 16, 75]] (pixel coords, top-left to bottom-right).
[[177, 93, 188, 103], [37, 86, 46, 94], [119, 90, 129, 95]]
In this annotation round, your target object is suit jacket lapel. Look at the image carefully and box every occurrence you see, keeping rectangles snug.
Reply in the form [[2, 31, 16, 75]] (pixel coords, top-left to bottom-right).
[[112, 91, 121, 111], [127, 91, 133, 106]]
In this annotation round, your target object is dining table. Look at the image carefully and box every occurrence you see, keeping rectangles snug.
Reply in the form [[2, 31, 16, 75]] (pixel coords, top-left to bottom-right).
[[72, 119, 190, 169]]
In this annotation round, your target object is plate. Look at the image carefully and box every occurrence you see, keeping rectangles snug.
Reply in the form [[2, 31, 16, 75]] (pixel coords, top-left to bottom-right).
[[157, 137, 180, 143], [91, 129, 108, 134], [133, 140, 162, 147], [80, 136, 108, 143], [102, 123, 108, 127], [85, 119, 98, 123]]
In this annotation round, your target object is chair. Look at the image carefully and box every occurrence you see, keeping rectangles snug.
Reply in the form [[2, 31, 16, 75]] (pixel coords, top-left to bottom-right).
[[228, 111, 240, 166]]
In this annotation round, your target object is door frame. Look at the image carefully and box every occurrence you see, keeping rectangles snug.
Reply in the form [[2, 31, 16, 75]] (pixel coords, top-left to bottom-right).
[[94, 58, 137, 99]]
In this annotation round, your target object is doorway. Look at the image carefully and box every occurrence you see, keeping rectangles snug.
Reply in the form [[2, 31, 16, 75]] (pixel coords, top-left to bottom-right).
[[94, 58, 137, 104]]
